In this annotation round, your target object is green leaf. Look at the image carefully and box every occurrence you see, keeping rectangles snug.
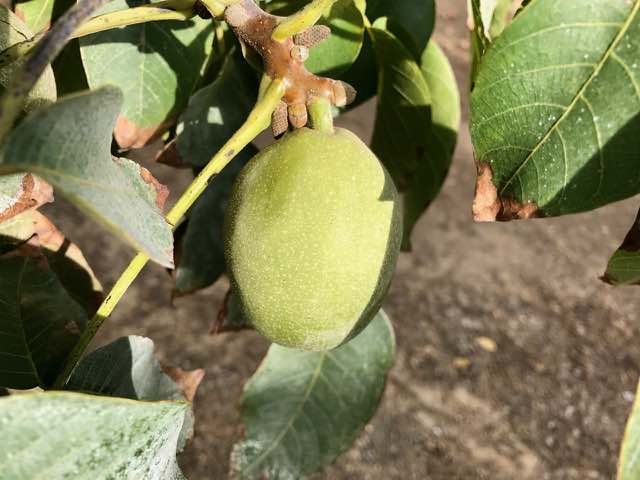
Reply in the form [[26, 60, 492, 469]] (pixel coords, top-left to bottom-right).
[[66, 335, 204, 449], [370, 21, 459, 248], [231, 310, 395, 479], [173, 52, 257, 168], [0, 210, 103, 314], [604, 209, 640, 286], [0, 5, 56, 111], [79, 0, 214, 149], [0, 391, 188, 479], [304, 0, 364, 76], [0, 252, 87, 389], [618, 381, 640, 479], [366, 0, 435, 56], [14, 0, 73, 32], [470, 0, 640, 221], [0, 87, 174, 267], [0, 173, 52, 223], [66, 335, 201, 402]]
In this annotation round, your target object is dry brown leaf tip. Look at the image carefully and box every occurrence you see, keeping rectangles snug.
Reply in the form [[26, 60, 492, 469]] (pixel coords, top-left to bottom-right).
[[162, 365, 205, 403], [0, 173, 54, 223], [473, 163, 541, 222]]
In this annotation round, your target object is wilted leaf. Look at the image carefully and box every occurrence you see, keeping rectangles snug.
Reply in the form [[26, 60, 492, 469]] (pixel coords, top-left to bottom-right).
[[79, 0, 213, 149], [366, 0, 436, 57], [0, 5, 56, 111], [370, 21, 459, 248], [604, 209, 640, 286], [0, 391, 188, 479], [65, 335, 204, 448], [0, 173, 53, 223], [470, 0, 640, 221], [231, 310, 395, 479], [0, 250, 87, 389], [618, 381, 640, 479], [0, 210, 102, 314], [0, 87, 174, 267]]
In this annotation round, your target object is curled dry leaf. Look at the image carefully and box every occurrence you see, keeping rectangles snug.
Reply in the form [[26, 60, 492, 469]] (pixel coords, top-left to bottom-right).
[[0, 173, 53, 223], [161, 365, 205, 403], [473, 163, 541, 222]]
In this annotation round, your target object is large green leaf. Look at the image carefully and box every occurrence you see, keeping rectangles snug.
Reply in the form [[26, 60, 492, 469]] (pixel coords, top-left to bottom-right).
[[470, 0, 640, 221], [66, 335, 202, 403], [231, 310, 395, 479], [0, 173, 52, 223], [366, 0, 435, 56], [618, 381, 640, 479], [370, 21, 459, 248], [0, 87, 174, 267], [66, 335, 204, 448], [0, 5, 56, 110], [173, 52, 257, 168], [0, 210, 102, 314], [0, 252, 87, 389], [604, 209, 640, 286], [79, 0, 213, 149], [14, 0, 73, 32], [304, 0, 364, 76], [0, 391, 188, 479]]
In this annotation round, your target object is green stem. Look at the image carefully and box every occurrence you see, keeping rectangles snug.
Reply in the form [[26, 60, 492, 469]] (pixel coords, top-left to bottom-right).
[[271, 0, 337, 41], [308, 97, 334, 133], [51, 78, 286, 390]]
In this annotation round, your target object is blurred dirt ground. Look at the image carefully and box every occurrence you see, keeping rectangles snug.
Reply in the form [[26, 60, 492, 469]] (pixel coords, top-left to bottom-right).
[[46, 1, 640, 478]]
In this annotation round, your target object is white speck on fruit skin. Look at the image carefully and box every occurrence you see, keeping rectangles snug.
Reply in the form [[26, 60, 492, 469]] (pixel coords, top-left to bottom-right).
[[224, 127, 403, 351]]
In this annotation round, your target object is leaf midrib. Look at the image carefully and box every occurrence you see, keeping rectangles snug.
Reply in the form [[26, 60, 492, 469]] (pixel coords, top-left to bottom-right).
[[499, 0, 640, 195], [242, 353, 327, 475]]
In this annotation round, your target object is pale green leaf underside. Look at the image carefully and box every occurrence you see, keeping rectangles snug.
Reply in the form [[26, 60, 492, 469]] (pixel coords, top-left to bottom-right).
[[0, 392, 187, 480], [470, 0, 640, 217], [0, 87, 174, 267], [80, 0, 213, 139], [618, 382, 640, 479], [0, 255, 86, 389], [66, 335, 196, 449], [231, 310, 395, 480]]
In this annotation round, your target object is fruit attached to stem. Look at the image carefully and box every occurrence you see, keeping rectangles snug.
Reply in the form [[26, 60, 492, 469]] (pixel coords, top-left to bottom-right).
[[225, 128, 402, 351]]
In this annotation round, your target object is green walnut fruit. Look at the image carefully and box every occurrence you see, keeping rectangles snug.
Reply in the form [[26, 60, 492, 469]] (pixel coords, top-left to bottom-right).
[[224, 127, 402, 351]]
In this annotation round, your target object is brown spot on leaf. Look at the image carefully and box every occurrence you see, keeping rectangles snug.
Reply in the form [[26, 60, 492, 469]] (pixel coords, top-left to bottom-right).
[[139, 166, 169, 211], [114, 116, 174, 150], [473, 163, 542, 222], [0, 174, 54, 223], [161, 365, 205, 403]]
